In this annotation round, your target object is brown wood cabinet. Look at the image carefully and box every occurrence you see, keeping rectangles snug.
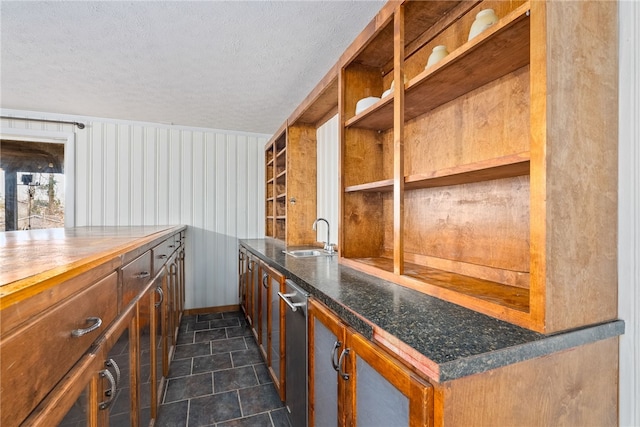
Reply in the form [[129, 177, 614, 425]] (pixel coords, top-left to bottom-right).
[[333, 0, 618, 334], [264, 1, 617, 334], [1, 271, 119, 426], [264, 122, 318, 245], [257, 261, 286, 400], [308, 299, 433, 427], [239, 249, 287, 401], [307, 297, 617, 427], [0, 227, 186, 426]]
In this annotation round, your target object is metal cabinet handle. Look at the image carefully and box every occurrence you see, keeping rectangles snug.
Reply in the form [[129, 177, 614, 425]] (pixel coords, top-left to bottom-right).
[[277, 291, 305, 312], [105, 358, 121, 387], [338, 348, 350, 380], [71, 317, 103, 337], [98, 367, 117, 410], [135, 271, 150, 279], [262, 273, 269, 288], [155, 286, 164, 307], [158, 254, 168, 260], [168, 245, 175, 248], [331, 341, 342, 371]]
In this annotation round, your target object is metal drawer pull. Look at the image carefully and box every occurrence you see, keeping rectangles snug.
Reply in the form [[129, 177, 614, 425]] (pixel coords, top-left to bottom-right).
[[338, 348, 350, 380], [158, 254, 168, 259], [71, 316, 103, 337], [168, 245, 175, 248], [155, 286, 164, 307], [262, 273, 269, 288], [135, 271, 150, 279], [277, 291, 305, 312], [104, 358, 121, 387], [331, 341, 342, 371], [98, 368, 117, 410]]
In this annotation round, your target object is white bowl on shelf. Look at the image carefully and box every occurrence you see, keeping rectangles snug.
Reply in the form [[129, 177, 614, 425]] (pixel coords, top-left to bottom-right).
[[381, 88, 392, 98], [468, 9, 499, 41], [355, 96, 381, 115], [425, 45, 449, 69]]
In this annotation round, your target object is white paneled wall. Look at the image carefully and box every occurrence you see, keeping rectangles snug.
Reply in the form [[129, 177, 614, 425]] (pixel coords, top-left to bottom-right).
[[619, 1, 639, 425], [316, 114, 339, 246], [2, 109, 267, 310]]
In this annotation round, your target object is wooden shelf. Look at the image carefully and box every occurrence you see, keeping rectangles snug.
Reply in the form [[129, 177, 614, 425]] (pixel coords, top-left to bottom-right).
[[345, 178, 394, 193], [344, 152, 530, 193], [405, 4, 531, 123], [405, 152, 530, 189], [345, 3, 531, 131], [347, 256, 530, 313], [344, 96, 394, 130]]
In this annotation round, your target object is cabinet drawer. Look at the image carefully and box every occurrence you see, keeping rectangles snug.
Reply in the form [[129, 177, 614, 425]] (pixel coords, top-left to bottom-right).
[[152, 239, 175, 277], [122, 250, 152, 307], [0, 271, 118, 426]]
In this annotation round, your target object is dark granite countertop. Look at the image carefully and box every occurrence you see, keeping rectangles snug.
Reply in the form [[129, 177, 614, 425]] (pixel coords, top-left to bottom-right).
[[240, 238, 624, 382]]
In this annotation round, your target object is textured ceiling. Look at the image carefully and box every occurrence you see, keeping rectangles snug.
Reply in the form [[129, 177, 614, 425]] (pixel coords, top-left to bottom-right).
[[0, 1, 383, 135]]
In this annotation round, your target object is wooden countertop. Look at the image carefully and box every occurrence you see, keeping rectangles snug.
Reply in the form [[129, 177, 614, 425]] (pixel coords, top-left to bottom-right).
[[0, 226, 185, 309]]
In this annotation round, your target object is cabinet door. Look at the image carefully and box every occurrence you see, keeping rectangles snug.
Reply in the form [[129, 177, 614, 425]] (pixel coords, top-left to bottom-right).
[[259, 267, 270, 361], [308, 300, 347, 427], [238, 248, 248, 318], [167, 254, 180, 346], [138, 276, 165, 425], [243, 253, 256, 328], [346, 333, 432, 427], [263, 263, 285, 399], [251, 257, 261, 342], [31, 305, 138, 427], [175, 247, 185, 323], [100, 314, 135, 426]]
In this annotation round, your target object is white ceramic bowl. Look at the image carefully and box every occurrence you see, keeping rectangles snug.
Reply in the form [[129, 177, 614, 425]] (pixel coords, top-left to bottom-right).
[[355, 96, 381, 115], [381, 88, 392, 98]]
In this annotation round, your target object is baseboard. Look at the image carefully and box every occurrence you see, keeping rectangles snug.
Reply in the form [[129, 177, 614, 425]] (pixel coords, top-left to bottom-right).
[[184, 304, 240, 316]]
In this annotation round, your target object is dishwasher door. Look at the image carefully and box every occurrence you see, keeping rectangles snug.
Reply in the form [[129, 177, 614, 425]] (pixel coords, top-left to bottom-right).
[[279, 279, 309, 427]]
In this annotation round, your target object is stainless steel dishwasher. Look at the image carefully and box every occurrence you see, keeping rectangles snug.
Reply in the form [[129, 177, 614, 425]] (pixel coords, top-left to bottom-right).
[[278, 279, 309, 427]]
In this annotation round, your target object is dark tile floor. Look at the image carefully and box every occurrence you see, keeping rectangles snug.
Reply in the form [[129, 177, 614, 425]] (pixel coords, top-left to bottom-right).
[[156, 311, 291, 427]]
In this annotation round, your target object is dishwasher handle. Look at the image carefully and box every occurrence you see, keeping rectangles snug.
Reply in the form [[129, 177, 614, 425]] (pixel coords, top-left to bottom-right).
[[278, 291, 306, 312]]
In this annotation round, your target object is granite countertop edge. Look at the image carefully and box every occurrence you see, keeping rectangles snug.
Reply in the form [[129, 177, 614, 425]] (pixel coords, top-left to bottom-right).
[[240, 238, 624, 382]]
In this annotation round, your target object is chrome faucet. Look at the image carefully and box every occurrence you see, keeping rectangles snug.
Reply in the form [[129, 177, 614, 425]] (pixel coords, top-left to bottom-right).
[[312, 218, 334, 254]]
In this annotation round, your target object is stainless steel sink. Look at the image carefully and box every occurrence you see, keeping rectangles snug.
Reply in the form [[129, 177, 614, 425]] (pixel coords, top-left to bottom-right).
[[283, 249, 334, 258]]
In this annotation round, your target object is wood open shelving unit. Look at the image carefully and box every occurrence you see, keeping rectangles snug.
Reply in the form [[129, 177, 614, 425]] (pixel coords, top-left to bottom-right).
[[337, 0, 618, 333], [264, 0, 617, 334]]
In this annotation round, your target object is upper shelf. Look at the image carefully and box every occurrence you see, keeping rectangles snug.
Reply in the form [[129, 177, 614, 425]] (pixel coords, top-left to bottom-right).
[[345, 3, 531, 131]]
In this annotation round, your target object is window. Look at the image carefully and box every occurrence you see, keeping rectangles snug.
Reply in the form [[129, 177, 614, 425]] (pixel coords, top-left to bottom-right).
[[1, 140, 65, 231]]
